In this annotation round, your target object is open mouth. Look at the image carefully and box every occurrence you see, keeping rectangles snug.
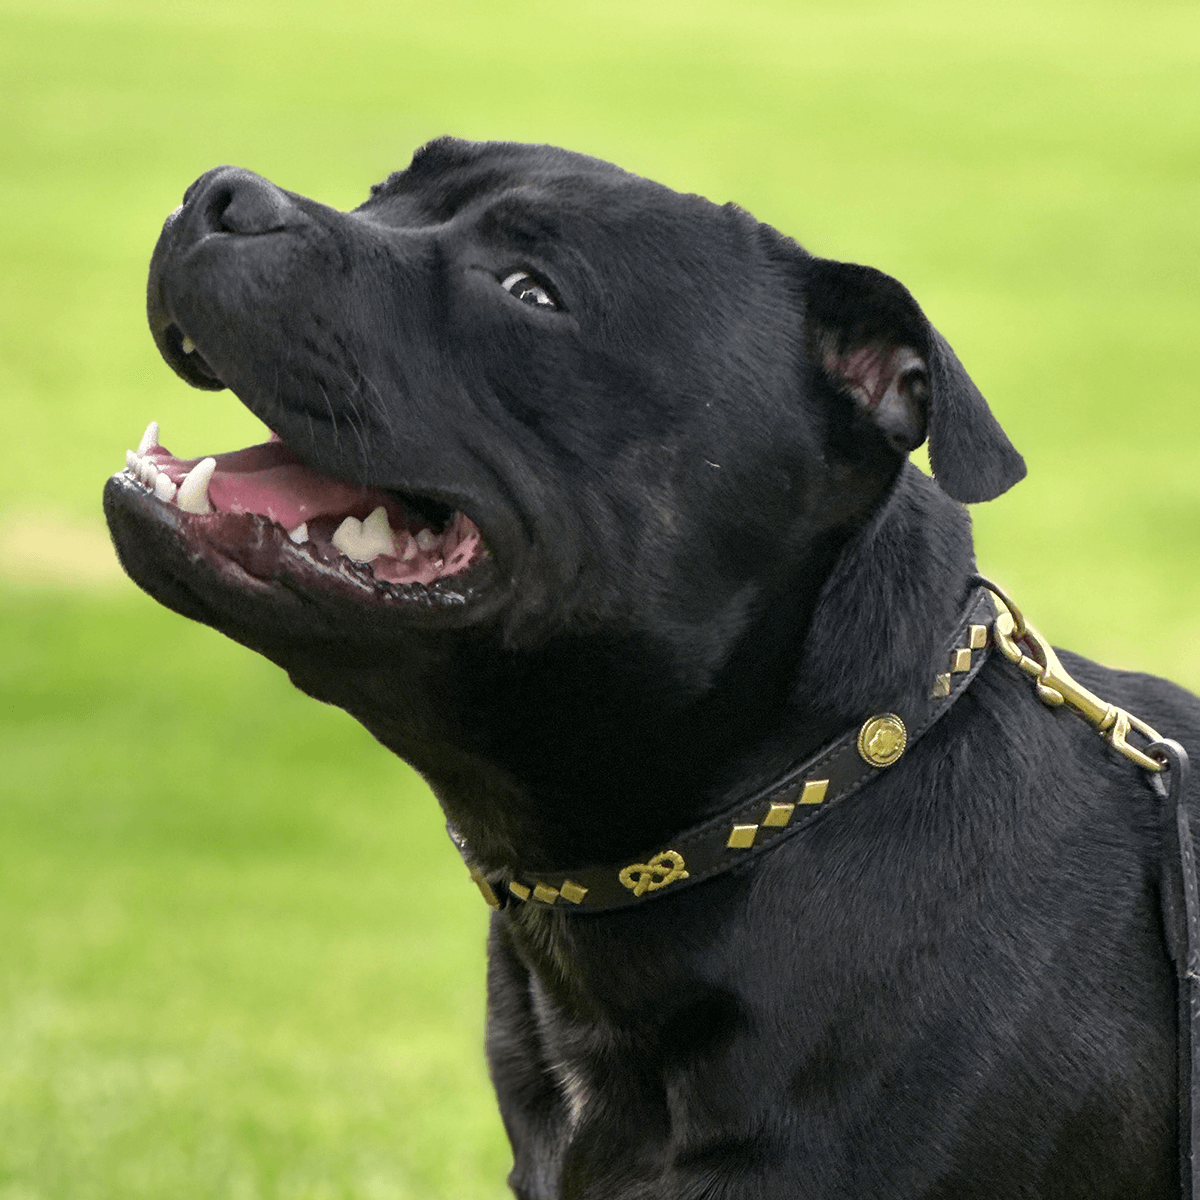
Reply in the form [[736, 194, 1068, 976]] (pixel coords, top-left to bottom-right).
[[113, 419, 490, 605]]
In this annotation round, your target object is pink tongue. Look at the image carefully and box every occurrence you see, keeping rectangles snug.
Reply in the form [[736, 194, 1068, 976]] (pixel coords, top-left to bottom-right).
[[147, 441, 393, 530]]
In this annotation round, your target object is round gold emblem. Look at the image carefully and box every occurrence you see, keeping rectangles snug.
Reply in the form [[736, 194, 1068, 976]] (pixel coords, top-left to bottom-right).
[[857, 713, 907, 767]]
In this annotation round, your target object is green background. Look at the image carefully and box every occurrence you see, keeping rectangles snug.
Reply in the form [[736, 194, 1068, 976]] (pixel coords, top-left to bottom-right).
[[2, 2, 1197, 1195]]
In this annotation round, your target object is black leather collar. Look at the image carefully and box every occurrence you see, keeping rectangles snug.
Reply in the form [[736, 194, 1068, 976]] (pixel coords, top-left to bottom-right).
[[451, 585, 996, 914]]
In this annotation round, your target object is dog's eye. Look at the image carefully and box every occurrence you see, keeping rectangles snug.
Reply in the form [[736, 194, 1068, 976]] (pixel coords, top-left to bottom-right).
[[499, 271, 560, 311]]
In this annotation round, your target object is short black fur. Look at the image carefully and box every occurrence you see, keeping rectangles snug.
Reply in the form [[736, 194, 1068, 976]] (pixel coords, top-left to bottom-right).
[[105, 138, 1199, 1198]]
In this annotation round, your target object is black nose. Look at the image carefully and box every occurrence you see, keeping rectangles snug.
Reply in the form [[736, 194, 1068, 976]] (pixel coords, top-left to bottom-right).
[[182, 166, 297, 236]]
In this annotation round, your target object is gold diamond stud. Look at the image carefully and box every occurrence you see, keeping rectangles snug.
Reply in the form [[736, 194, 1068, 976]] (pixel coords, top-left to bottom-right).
[[559, 880, 588, 904], [857, 714, 907, 767], [968, 623, 988, 649], [469, 867, 501, 909], [762, 802, 795, 827], [726, 824, 758, 849], [532, 883, 559, 905], [931, 672, 951, 699], [508, 881, 531, 901], [950, 647, 972, 673], [800, 779, 829, 805]]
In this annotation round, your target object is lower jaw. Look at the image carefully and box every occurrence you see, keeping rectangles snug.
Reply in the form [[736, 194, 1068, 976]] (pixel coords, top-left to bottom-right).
[[103, 470, 495, 614], [106, 418, 499, 612]]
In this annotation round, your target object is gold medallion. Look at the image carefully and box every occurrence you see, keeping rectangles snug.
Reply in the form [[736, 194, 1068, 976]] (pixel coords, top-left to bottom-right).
[[857, 713, 907, 767]]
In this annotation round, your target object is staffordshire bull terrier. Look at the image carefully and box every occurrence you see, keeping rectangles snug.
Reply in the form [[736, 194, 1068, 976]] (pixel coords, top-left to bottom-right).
[[104, 138, 1200, 1199]]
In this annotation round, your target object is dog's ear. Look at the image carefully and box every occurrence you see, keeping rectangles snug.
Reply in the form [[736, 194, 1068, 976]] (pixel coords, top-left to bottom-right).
[[804, 256, 1025, 503]]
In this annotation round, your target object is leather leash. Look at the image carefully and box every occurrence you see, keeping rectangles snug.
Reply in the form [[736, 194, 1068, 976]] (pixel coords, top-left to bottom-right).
[[1154, 739, 1198, 1198], [978, 576, 1196, 1200]]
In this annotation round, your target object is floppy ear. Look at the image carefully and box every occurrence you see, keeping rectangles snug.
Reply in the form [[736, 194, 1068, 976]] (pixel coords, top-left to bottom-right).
[[804, 256, 1025, 503]]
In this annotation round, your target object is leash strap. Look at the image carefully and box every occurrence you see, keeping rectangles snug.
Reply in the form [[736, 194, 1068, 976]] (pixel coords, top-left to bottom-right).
[[977, 577, 1196, 1197], [453, 586, 996, 913], [1151, 740, 1198, 1199]]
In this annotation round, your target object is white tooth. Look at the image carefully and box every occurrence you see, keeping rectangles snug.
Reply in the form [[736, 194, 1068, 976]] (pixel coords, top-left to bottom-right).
[[154, 473, 177, 502], [362, 506, 393, 550], [125, 450, 137, 472], [331, 516, 364, 558], [136, 421, 159, 456], [288, 522, 309, 544], [177, 456, 216, 514], [415, 528, 437, 552], [332, 507, 393, 563], [400, 532, 417, 561], [181, 336, 196, 355], [137, 458, 156, 484]]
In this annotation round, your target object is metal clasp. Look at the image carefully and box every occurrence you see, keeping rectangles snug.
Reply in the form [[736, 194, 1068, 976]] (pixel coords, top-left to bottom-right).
[[980, 578, 1166, 773]]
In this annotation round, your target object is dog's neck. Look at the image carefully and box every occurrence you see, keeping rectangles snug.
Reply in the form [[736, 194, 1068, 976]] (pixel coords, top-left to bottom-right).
[[697, 462, 977, 818], [793, 462, 978, 723], [417, 464, 977, 876]]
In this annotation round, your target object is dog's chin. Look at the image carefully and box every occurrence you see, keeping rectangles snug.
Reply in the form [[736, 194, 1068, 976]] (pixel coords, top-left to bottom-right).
[[102, 421, 503, 635]]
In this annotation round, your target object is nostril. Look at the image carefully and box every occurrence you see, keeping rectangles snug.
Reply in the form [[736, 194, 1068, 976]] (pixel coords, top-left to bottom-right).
[[184, 167, 296, 236], [218, 177, 294, 235], [205, 184, 237, 232]]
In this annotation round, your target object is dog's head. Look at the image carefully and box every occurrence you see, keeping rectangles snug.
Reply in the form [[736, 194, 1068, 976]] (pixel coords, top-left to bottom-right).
[[105, 138, 1023, 863]]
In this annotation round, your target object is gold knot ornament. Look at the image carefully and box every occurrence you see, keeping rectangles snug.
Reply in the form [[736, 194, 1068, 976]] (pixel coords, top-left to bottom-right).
[[618, 850, 689, 897]]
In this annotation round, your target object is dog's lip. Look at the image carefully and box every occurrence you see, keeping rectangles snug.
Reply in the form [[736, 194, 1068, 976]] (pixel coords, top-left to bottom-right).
[[105, 470, 509, 638], [156, 322, 226, 391], [110, 426, 505, 615], [147, 216, 226, 391]]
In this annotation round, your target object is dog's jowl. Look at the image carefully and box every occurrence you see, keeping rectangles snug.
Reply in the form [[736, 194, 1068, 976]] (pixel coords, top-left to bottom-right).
[[105, 138, 1200, 1199]]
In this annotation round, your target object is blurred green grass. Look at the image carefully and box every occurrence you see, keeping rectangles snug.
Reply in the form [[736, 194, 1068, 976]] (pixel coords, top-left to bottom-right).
[[0, 595, 508, 1198], [1, 0, 1198, 1195]]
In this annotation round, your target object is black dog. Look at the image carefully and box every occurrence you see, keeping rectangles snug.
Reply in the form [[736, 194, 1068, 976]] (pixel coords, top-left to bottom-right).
[[105, 139, 1200, 1198]]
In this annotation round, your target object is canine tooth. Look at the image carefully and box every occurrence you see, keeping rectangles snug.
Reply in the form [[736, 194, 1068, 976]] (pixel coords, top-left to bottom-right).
[[332, 507, 393, 563], [136, 421, 159, 456], [288, 522, 308, 544], [181, 336, 195, 354], [177, 456, 216, 514], [415, 528, 437, 552], [154, 473, 177, 502]]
